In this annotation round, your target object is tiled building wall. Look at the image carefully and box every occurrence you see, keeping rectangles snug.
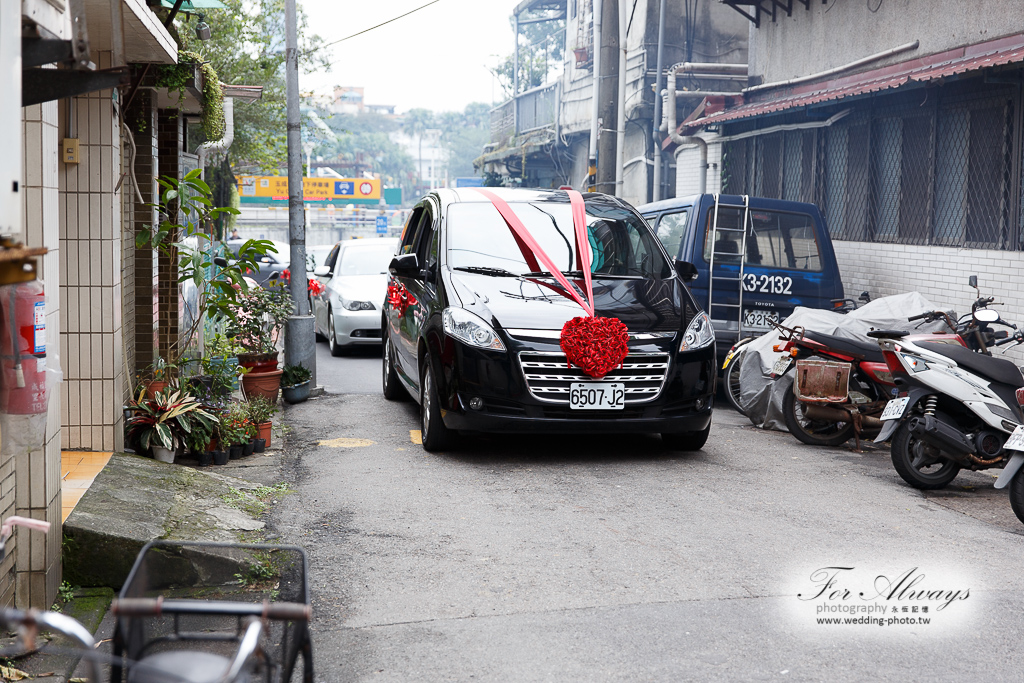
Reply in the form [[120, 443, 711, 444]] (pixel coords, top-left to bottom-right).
[[19, 99, 62, 609], [156, 110, 182, 358], [675, 132, 723, 199], [833, 241, 1024, 365], [58, 51, 127, 453]]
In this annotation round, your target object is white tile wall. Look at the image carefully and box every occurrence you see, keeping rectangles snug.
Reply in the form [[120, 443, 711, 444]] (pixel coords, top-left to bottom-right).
[[674, 132, 723, 198], [19, 98, 62, 609], [833, 241, 1024, 364], [58, 57, 127, 454]]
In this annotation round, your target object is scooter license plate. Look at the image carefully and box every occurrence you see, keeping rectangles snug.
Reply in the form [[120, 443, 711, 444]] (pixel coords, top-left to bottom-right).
[[1006, 425, 1024, 452], [771, 356, 792, 377], [570, 383, 625, 410], [880, 397, 910, 421]]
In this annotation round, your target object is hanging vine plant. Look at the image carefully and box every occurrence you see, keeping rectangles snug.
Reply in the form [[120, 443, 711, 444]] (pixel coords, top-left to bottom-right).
[[153, 50, 225, 141]]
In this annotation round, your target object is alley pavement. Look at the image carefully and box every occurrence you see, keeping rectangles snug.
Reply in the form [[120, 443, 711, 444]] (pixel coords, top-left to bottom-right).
[[272, 347, 1024, 682]]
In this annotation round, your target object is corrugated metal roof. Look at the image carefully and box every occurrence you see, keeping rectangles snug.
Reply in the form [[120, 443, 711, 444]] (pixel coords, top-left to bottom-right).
[[692, 33, 1024, 127]]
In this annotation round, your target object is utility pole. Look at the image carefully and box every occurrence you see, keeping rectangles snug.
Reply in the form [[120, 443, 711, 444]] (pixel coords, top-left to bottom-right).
[[284, 0, 316, 387], [595, 0, 619, 195]]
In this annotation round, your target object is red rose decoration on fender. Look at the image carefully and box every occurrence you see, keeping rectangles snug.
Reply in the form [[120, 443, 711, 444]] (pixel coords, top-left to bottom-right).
[[560, 316, 629, 379]]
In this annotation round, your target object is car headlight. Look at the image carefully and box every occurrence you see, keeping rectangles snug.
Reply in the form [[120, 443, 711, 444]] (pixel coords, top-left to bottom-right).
[[680, 311, 714, 352], [340, 297, 375, 311], [442, 307, 506, 351]]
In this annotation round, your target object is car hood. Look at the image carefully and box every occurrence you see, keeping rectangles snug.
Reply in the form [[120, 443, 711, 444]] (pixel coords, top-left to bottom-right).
[[447, 271, 687, 332], [333, 274, 388, 303]]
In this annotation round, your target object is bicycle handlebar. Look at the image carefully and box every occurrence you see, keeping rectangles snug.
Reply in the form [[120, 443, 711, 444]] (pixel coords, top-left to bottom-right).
[[112, 597, 312, 621]]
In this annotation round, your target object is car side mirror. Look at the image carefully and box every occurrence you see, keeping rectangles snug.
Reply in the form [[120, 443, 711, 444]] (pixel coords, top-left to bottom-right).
[[389, 253, 420, 278], [674, 259, 699, 282], [313, 265, 331, 277]]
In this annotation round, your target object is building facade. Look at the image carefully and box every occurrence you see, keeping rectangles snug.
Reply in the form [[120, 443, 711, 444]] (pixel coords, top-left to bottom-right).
[[681, 0, 1024, 361]]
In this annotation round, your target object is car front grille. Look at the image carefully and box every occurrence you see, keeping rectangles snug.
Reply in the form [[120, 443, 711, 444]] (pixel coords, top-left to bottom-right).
[[517, 351, 671, 405]]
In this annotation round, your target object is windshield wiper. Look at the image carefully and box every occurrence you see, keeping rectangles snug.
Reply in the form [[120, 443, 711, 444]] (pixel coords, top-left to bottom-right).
[[453, 266, 520, 277], [522, 270, 585, 278]]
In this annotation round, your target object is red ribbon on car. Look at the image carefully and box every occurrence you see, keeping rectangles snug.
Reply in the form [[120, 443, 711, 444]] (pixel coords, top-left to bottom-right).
[[473, 189, 628, 379]]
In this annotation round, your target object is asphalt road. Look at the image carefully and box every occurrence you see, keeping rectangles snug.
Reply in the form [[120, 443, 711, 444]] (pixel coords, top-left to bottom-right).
[[274, 349, 1024, 682]]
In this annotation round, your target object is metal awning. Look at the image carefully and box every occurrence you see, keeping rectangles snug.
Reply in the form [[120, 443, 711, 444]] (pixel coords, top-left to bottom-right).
[[691, 33, 1024, 128], [158, 0, 227, 9]]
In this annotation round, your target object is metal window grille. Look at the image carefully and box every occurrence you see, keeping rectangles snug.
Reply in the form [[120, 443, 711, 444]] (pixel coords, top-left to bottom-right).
[[720, 82, 1020, 250]]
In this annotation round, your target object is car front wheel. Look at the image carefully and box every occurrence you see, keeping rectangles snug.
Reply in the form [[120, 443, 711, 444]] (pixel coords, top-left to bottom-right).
[[420, 361, 457, 452], [327, 307, 346, 357]]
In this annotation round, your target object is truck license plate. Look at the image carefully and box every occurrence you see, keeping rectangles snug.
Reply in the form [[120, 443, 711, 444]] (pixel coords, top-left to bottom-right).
[[570, 383, 625, 410], [1006, 425, 1024, 452], [743, 308, 780, 330], [880, 397, 910, 421]]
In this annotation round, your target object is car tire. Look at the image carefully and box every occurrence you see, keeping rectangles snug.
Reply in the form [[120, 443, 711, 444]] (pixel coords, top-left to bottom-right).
[[312, 297, 327, 342], [890, 420, 960, 490], [661, 426, 710, 451], [782, 389, 855, 447], [420, 360, 457, 452], [382, 331, 407, 401], [327, 307, 346, 357]]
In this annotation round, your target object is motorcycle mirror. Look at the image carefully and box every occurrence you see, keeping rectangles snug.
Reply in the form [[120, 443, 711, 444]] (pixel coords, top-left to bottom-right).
[[968, 275, 978, 289], [974, 308, 999, 323]]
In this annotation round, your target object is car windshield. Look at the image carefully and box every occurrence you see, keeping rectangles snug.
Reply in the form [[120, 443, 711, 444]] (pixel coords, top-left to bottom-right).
[[447, 201, 671, 278], [338, 245, 395, 276]]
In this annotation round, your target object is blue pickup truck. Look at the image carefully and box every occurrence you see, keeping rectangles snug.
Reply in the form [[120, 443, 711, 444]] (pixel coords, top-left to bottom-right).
[[637, 194, 845, 365]]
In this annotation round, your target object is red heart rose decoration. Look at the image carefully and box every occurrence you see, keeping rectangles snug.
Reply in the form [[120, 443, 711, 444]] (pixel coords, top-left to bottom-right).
[[560, 316, 629, 379]]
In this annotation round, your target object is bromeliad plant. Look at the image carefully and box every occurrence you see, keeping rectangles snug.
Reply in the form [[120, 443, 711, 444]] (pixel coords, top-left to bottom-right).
[[125, 389, 219, 454], [281, 364, 312, 388], [136, 170, 278, 376]]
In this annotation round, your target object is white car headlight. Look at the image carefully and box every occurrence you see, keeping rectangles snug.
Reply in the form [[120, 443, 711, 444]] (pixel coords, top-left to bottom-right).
[[340, 297, 375, 311], [442, 307, 506, 351], [680, 311, 714, 352]]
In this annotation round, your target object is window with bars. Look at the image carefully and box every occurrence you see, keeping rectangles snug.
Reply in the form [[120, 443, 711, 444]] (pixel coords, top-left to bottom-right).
[[721, 84, 1020, 250]]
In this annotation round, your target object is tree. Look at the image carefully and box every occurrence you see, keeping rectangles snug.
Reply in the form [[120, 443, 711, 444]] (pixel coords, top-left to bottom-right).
[[490, 16, 565, 97], [316, 110, 417, 201], [401, 108, 435, 185]]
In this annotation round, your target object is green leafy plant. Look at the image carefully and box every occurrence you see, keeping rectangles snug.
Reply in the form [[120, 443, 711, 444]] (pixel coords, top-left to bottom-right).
[[281, 364, 311, 388], [136, 170, 276, 373], [154, 50, 225, 140], [245, 394, 277, 425], [58, 581, 76, 603], [219, 402, 251, 446], [227, 282, 293, 354], [125, 389, 218, 452]]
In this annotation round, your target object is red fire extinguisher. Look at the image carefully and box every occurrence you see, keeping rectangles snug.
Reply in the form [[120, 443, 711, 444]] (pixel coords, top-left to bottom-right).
[[0, 280, 47, 415]]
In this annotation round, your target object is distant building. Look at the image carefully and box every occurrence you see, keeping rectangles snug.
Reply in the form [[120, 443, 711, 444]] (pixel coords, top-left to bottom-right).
[[392, 129, 447, 193], [332, 86, 365, 114]]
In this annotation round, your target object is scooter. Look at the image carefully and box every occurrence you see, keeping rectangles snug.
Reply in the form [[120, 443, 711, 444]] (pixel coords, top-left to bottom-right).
[[872, 305, 1024, 490]]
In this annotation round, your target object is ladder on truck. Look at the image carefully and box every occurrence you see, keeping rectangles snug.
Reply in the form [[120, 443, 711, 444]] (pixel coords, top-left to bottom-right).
[[706, 194, 750, 337]]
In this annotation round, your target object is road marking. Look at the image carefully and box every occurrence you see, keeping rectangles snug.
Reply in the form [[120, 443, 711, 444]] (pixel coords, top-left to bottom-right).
[[319, 437, 375, 448], [409, 430, 422, 445]]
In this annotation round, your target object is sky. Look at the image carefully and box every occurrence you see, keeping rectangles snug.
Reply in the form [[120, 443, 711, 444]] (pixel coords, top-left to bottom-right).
[[299, 0, 521, 114]]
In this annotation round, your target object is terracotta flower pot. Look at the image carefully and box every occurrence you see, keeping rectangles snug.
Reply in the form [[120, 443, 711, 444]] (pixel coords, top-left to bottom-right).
[[238, 351, 280, 374], [257, 421, 272, 447], [241, 368, 283, 403], [145, 380, 169, 399]]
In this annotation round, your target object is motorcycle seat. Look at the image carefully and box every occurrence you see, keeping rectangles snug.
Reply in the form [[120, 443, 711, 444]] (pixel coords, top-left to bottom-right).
[[917, 341, 1024, 388], [803, 330, 886, 363]]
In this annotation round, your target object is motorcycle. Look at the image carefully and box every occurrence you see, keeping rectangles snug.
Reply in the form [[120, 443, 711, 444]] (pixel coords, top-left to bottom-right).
[[769, 320, 962, 448], [994, 416, 1024, 524], [872, 302, 1024, 490]]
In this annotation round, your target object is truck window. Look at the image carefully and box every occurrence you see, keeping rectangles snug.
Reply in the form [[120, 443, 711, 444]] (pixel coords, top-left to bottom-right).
[[655, 210, 689, 256], [703, 207, 822, 272]]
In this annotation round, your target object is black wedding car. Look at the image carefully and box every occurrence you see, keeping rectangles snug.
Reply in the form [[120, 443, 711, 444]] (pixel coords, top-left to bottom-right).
[[382, 188, 716, 451]]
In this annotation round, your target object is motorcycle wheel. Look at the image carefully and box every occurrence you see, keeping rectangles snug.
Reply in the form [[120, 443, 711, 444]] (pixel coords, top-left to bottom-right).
[[782, 389, 855, 447], [1009, 473, 1024, 525], [889, 420, 960, 490], [722, 351, 746, 416]]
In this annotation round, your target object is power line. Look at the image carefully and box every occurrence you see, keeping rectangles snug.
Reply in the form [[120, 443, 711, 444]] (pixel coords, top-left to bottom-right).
[[309, 0, 442, 54]]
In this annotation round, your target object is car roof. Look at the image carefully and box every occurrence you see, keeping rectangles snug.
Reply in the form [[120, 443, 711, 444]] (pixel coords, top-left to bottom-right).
[[338, 237, 398, 249], [433, 187, 627, 210]]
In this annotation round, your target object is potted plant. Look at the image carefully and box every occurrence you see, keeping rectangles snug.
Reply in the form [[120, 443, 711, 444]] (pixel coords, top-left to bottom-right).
[[221, 402, 250, 459], [125, 389, 217, 464], [229, 283, 293, 374], [184, 407, 217, 466], [281, 364, 312, 404], [142, 357, 177, 399], [211, 422, 230, 465], [245, 395, 277, 450]]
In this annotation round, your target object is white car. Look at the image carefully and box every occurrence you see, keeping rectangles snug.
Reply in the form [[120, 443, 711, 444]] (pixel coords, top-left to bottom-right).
[[312, 238, 399, 356]]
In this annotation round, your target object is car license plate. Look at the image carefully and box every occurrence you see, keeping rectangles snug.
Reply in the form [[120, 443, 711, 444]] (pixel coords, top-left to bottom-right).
[[771, 356, 792, 377], [880, 397, 910, 421], [743, 308, 780, 331], [1006, 425, 1024, 452], [570, 383, 625, 410]]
